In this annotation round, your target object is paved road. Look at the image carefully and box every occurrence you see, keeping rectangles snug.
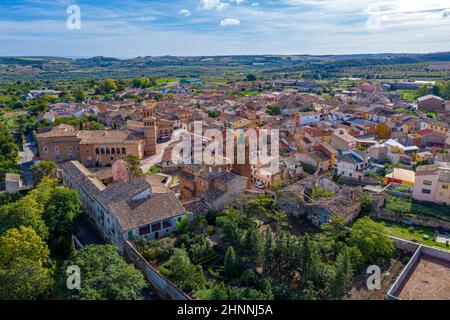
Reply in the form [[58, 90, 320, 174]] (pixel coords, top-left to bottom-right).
[[140, 137, 176, 172], [18, 131, 37, 186]]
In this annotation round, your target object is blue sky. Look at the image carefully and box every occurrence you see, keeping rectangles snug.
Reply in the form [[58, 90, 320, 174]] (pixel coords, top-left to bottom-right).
[[1, 0, 450, 57]]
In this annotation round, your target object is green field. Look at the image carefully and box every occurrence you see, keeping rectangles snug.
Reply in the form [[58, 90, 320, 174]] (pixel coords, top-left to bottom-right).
[[369, 217, 450, 251], [385, 195, 450, 222], [395, 90, 417, 101]]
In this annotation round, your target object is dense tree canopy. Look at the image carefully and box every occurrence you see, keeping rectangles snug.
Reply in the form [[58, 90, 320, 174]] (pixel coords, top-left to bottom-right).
[[0, 226, 54, 299], [0, 122, 20, 182], [62, 245, 146, 300], [349, 217, 394, 264], [0, 195, 48, 239], [30, 160, 56, 184]]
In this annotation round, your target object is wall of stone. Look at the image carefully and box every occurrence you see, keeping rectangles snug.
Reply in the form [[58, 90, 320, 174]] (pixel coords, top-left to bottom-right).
[[123, 240, 191, 300], [371, 209, 450, 231]]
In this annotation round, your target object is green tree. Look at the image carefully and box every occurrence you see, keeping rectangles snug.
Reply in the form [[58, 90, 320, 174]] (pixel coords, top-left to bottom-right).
[[300, 235, 321, 287], [123, 154, 144, 177], [73, 86, 87, 102], [349, 217, 394, 264], [360, 192, 372, 212], [246, 74, 257, 81], [263, 228, 273, 272], [0, 226, 54, 300], [160, 248, 206, 293], [30, 160, 56, 184], [326, 246, 353, 300], [131, 77, 156, 88], [0, 196, 48, 239], [417, 84, 429, 97], [242, 225, 262, 264], [224, 246, 237, 277], [267, 105, 281, 116], [43, 187, 82, 238], [100, 78, 118, 94], [63, 245, 146, 300], [0, 123, 20, 182]]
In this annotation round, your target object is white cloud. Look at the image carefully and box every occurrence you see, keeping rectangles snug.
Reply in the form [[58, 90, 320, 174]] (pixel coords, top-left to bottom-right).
[[251, 2, 259, 6], [139, 17, 156, 22], [283, 0, 450, 31], [220, 18, 241, 26], [178, 9, 192, 17], [441, 9, 450, 19], [234, 0, 245, 4], [198, 0, 229, 11]]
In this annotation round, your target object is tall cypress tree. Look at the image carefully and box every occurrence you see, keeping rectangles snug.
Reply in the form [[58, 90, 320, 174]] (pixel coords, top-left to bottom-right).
[[327, 246, 353, 300], [224, 246, 237, 278]]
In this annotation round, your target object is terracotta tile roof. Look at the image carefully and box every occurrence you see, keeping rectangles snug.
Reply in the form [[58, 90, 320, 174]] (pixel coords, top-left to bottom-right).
[[109, 178, 186, 231], [77, 130, 143, 145]]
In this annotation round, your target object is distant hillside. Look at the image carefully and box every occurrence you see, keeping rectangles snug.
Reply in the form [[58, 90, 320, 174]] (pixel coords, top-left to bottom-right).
[[1, 52, 450, 80]]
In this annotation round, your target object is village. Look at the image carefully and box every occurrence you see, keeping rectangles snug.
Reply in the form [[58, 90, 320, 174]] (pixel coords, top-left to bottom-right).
[[2, 75, 448, 301]]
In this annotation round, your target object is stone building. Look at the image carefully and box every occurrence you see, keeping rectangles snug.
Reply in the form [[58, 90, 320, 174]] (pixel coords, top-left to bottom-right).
[[36, 103, 177, 167], [36, 125, 144, 168], [60, 161, 188, 253], [417, 95, 445, 113], [179, 164, 247, 212]]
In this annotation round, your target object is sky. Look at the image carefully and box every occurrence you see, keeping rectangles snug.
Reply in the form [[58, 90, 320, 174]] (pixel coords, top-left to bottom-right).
[[1, 0, 450, 57]]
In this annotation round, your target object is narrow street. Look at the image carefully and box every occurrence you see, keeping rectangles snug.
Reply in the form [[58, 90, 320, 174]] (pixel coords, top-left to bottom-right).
[[18, 130, 37, 186]]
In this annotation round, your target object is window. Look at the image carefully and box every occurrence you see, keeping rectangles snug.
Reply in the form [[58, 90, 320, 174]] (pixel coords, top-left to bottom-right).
[[443, 185, 448, 189], [106, 148, 110, 155], [151, 222, 161, 232], [55, 146, 59, 153], [68, 146, 73, 152], [43, 146, 48, 153], [111, 148, 115, 154], [421, 189, 432, 194], [162, 220, 171, 228], [95, 148, 99, 155], [139, 225, 150, 235], [423, 180, 432, 186], [122, 148, 126, 154], [101, 148, 105, 154], [116, 148, 121, 154], [127, 231, 133, 240]]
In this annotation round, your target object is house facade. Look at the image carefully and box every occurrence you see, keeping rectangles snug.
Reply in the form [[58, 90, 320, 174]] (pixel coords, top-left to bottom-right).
[[413, 164, 450, 205], [334, 151, 369, 181], [60, 161, 188, 253]]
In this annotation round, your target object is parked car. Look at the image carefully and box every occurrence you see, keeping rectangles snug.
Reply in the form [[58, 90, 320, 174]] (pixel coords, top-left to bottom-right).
[[158, 134, 171, 143], [255, 181, 265, 189]]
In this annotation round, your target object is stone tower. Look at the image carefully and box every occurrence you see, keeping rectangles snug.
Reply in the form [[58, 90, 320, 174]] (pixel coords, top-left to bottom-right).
[[231, 130, 252, 188], [143, 116, 158, 156], [141, 101, 158, 156]]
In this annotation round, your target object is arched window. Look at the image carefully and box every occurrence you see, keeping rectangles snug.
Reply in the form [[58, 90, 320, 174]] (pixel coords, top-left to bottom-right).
[[95, 148, 99, 155]]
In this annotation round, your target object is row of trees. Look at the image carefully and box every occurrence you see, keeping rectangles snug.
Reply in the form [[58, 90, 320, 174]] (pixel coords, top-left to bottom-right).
[[146, 194, 394, 300], [0, 172, 147, 300], [0, 122, 20, 182], [418, 81, 450, 100], [0, 177, 82, 299]]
